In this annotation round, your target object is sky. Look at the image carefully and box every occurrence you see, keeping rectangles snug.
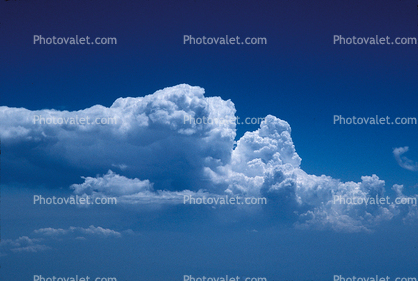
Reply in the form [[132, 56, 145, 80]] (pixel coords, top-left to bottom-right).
[[1, 0, 418, 281]]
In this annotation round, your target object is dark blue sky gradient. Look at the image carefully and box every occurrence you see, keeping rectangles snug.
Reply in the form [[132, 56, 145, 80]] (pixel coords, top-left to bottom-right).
[[1, 0, 418, 280], [2, 0, 418, 187]]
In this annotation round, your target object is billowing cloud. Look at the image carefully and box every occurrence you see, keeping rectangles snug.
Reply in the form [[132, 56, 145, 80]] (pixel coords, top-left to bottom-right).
[[1, 84, 418, 233], [0, 84, 236, 191], [393, 146, 418, 171], [204, 115, 400, 232]]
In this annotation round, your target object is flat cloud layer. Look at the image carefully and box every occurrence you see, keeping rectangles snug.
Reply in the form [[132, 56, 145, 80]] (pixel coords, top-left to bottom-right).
[[71, 170, 211, 205], [1, 84, 417, 232], [0, 226, 129, 256]]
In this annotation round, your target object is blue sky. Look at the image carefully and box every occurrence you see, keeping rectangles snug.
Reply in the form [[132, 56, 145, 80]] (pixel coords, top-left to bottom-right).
[[1, 0, 418, 280]]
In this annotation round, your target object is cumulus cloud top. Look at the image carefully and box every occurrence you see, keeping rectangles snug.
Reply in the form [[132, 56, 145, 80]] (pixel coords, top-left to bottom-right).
[[0, 84, 236, 191]]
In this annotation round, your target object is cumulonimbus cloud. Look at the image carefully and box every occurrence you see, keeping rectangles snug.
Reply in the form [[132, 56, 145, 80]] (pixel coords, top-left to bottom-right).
[[1, 84, 417, 233]]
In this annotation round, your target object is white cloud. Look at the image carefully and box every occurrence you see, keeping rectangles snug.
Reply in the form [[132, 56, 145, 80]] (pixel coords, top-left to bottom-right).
[[34, 225, 124, 238], [1, 225, 129, 256], [111, 163, 128, 170], [71, 170, 212, 205], [393, 146, 418, 171], [391, 184, 418, 223], [0, 236, 50, 255], [0, 84, 236, 192], [204, 115, 399, 232], [33, 227, 69, 236], [2, 84, 418, 232]]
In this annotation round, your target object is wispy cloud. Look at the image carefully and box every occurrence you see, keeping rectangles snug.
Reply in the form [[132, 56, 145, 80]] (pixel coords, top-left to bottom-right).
[[393, 146, 418, 171], [34, 225, 124, 238], [0, 236, 50, 255], [1, 225, 130, 256]]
